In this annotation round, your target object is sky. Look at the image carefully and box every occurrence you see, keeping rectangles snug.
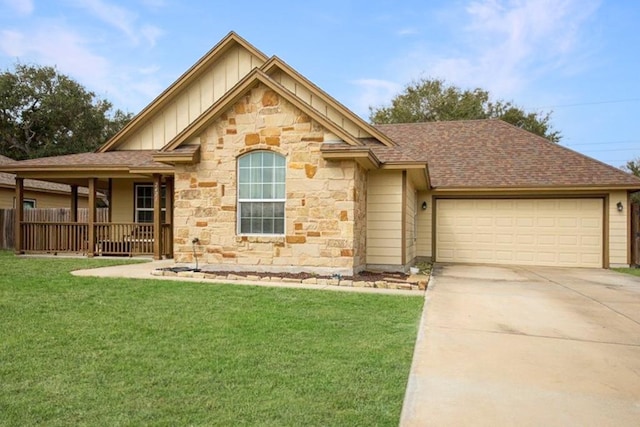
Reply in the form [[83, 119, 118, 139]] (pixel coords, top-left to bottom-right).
[[0, 0, 639, 168]]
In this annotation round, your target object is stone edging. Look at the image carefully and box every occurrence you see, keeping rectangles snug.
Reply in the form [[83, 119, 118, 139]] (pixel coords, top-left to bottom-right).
[[152, 269, 428, 291]]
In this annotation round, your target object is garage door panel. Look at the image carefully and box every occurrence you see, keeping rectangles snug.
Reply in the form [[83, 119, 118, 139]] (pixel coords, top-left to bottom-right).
[[436, 198, 603, 268]]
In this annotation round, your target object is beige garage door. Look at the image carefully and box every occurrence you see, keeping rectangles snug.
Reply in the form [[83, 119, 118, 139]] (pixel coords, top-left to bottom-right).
[[436, 199, 603, 267]]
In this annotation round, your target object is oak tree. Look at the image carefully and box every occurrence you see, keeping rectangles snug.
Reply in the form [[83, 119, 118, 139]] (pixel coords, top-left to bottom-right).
[[0, 64, 132, 160], [369, 78, 560, 142]]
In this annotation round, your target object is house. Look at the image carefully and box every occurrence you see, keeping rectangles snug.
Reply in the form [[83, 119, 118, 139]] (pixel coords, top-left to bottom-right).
[[1, 32, 639, 270], [0, 154, 95, 209]]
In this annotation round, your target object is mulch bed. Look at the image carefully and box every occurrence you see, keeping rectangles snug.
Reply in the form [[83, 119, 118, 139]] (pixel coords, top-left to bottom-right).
[[200, 269, 409, 282]]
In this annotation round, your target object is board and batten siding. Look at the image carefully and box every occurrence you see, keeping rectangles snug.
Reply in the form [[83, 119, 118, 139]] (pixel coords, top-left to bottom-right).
[[119, 46, 265, 150], [609, 190, 629, 266], [405, 176, 417, 264], [366, 170, 403, 266], [269, 70, 374, 140], [416, 191, 433, 258], [110, 179, 137, 223]]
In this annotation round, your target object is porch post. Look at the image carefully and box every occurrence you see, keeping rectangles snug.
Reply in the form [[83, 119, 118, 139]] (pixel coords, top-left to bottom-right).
[[14, 177, 24, 254], [107, 179, 113, 222], [87, 178, 97, 257], [165, 176, 174, 258], [153, 174, 162, 260], [70, 185, 78, 222]]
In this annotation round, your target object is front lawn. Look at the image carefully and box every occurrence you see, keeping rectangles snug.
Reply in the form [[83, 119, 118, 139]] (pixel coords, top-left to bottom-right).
[[0, 252, 423, 426], [613, 267, 640, 277]]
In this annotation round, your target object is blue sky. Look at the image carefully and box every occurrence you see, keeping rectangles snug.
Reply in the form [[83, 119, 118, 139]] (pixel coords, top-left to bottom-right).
[[0, 0, 638, 168]]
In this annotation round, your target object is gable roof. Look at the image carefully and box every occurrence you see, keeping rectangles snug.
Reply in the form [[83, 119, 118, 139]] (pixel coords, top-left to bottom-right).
[[159, 68, 367, 153], [373, 120, 640, 190], [98, 32, 269, 153]]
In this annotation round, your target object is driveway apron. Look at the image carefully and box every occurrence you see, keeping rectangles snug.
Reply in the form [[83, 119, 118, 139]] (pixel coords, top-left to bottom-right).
[[400, 264, 640, 426]]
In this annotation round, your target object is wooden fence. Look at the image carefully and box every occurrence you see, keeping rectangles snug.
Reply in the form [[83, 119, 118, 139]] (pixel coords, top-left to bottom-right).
[[0, 208, 109, 250]]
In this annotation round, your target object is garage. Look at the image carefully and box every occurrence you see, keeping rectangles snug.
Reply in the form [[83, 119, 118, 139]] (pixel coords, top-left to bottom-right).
[[435, 198, 604, 268]]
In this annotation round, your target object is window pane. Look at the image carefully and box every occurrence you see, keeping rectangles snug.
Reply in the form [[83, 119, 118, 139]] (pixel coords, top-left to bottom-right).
[[263, 183, 273, 199], [263, 202, 274, 217], [239, 183, 250, 199], [263, 218, 274, 234], [239, 156, 250, 168], [251, 183, 262, 199], [275, 167, 285, 183], [251, 218, 262, 233], [137, 211, 153, 223], [274, 218, 284, 234], [274, 202, 285, 218]]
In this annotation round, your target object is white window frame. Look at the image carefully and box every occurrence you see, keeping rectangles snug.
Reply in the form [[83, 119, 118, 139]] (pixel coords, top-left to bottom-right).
[[134, 183, 166, 223], [237, 151, 286, 236]]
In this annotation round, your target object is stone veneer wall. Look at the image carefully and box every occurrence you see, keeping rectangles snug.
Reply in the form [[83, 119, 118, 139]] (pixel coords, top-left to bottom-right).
[[173, 83, 362, 275]]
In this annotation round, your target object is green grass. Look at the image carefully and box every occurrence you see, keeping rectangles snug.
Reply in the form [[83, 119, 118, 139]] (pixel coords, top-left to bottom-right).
[[0, 252, 423, 426], [613, 267, 640, 277]]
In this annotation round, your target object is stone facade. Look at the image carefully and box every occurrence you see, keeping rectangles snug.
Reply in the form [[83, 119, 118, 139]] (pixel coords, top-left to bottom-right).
[[173, 83, 366, 275]]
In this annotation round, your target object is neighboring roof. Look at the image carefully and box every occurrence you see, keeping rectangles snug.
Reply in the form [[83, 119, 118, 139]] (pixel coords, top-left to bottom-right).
[[0, 155, 94, 195], [372, 120, 640, 189]]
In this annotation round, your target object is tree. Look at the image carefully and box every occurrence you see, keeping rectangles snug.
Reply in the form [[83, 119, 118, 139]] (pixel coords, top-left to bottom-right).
[[369, 78, 560, 143], [623, 158, 640, 203], [0, 64, 133, 160]]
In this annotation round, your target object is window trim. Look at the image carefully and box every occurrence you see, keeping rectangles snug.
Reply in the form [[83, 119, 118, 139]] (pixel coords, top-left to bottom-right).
[[134, 183, 166, 223], [14, 198, 36, 209], [236, 151, 286, 236]]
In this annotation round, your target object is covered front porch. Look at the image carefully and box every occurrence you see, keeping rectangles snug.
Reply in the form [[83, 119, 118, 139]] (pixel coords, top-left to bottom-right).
[[2, 150, 194, 260]]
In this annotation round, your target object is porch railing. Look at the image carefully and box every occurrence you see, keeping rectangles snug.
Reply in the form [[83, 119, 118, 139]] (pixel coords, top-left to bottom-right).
[[20, 222, 172, 257], [21, 222, 88, 253]]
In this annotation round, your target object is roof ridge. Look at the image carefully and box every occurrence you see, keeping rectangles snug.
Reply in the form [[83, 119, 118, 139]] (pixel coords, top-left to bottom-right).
[[373, 118, 496, 128]]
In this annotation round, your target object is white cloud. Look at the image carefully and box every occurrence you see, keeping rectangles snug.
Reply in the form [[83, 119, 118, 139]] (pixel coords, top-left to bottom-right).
[[70, 0, 164, 46], [0, 24, 162, 113], [2, 0, 34, 15], [397, 27, 419, 36], [0, 26, 109, 80], [371, 0, 601, 105], [350, 79, 402, 117]]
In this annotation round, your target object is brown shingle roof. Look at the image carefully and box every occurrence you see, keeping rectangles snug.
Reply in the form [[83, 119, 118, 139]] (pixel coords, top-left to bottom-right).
[[373, 120, 640, 189], [0, 151, 172, 171], [0, 155, 93, 195]]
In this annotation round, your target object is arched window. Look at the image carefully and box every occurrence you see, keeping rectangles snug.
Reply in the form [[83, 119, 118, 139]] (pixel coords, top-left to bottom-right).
[[237, 151, 286, 235]]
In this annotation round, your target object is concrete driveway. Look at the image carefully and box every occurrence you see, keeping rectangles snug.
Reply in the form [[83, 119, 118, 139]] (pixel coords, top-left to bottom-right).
[[400, 264, 640, 426]]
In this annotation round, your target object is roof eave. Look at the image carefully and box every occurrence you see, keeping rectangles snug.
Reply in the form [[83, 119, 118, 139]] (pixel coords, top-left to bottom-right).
[[321, 147, 381, 170], [431, 184, 640, 192], [153, 146, 201, 165]]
